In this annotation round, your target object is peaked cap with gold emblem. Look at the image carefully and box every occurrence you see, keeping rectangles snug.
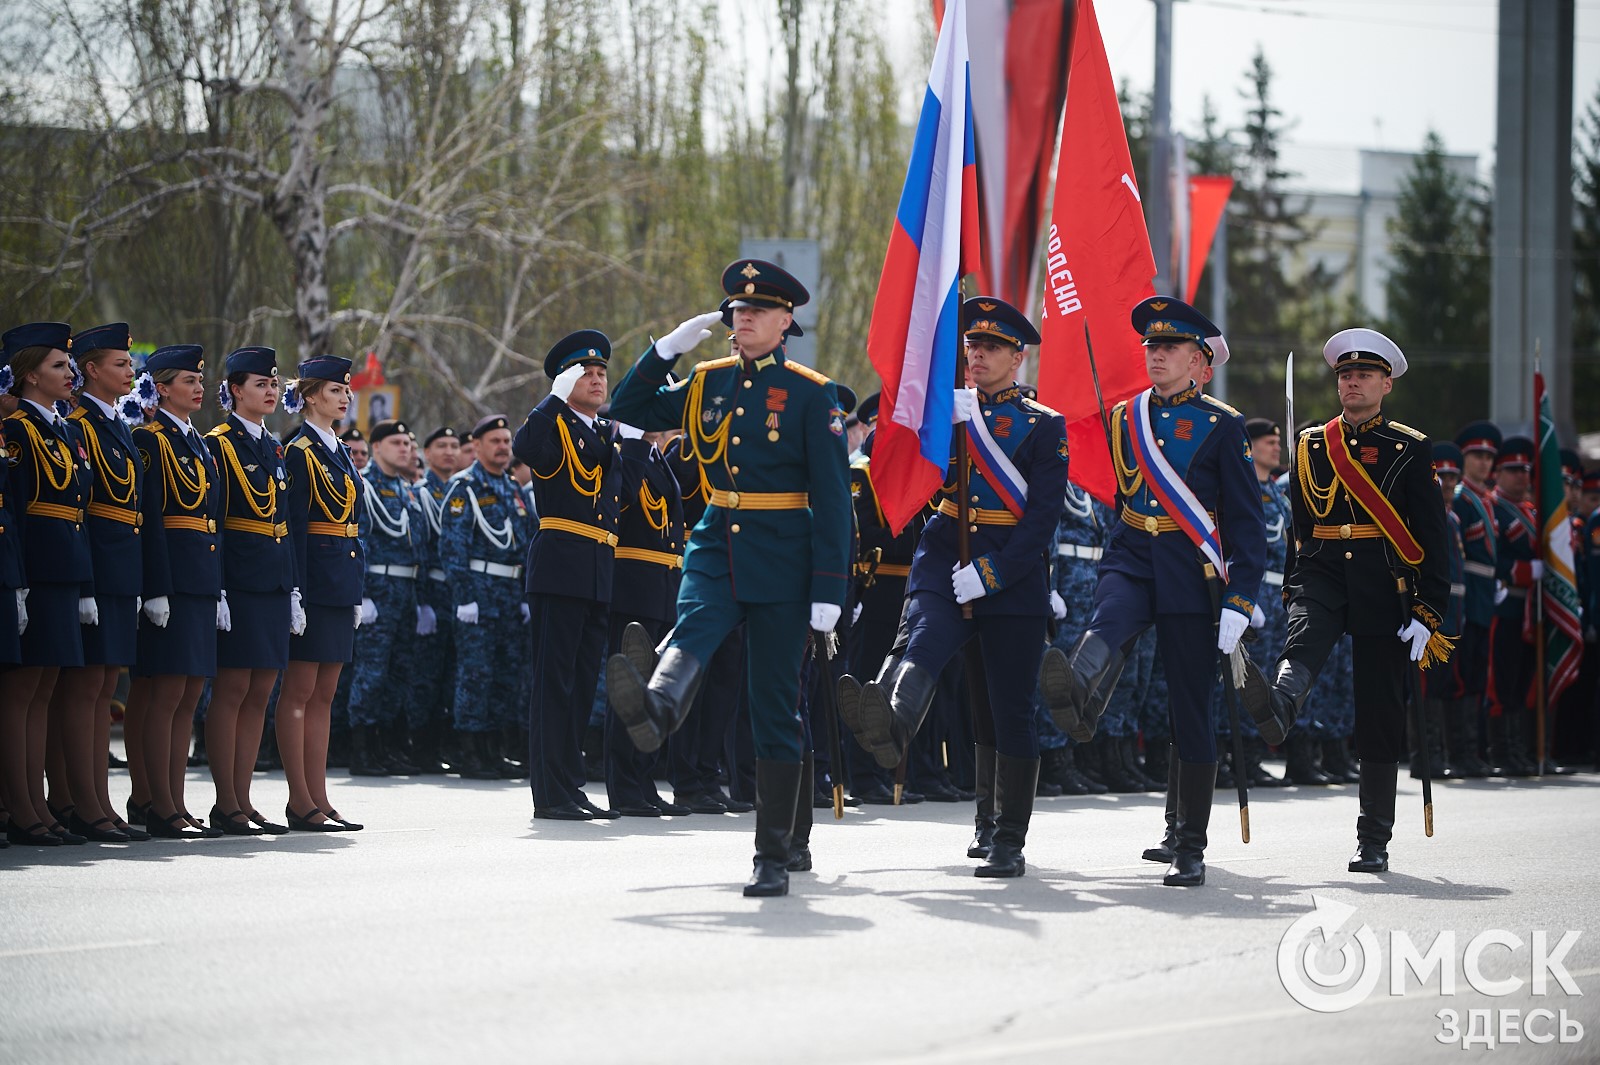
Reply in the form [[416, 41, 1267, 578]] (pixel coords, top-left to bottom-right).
[[718, 258, 810, 337], [961, 295, 1040, 349]]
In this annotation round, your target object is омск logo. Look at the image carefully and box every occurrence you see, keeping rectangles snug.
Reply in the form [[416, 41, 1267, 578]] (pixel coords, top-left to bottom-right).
[[1277, 895, 1384, 1013]]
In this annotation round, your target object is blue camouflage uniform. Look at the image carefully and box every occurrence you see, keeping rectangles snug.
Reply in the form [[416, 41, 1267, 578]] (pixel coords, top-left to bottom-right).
[[349, 431, 426, 729], [1041, 483, 1111, 749], [414, 460, 457, 729]]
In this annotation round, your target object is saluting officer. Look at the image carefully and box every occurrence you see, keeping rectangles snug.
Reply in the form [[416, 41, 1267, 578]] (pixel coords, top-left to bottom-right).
[[1243, 329, 1452, 874], [1043, 297, 1266, 888], [1448, 420, 1502, 777], [606, 259, 851, 897], [513, 331, 623, 819]]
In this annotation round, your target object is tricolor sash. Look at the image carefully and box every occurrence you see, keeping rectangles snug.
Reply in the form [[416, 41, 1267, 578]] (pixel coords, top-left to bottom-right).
[[1322, 415, 1424, 565], [1128, 389, 1229, 581], [963, 409, 1028, 519]]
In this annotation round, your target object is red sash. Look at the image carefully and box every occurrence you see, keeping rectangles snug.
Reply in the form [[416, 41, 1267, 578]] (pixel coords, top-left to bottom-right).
[[1322, 415, 1424, 565]]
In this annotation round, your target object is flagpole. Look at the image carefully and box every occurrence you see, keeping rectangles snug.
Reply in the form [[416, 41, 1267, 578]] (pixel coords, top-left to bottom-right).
[[956, 277, 974, 622], [1534, 342, 1547, 775]]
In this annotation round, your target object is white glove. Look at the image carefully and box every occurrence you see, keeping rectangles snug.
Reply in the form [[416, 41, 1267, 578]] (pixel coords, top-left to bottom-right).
[[416, 604, 437, 636], [1529, 560, 1545, 581], [520, 601, 531, 624], [1398, 619, 1432, 663], [1250, 604, 1266, 630], [1494, 583, 1509, 606], [16, 588, 27, 635], [810, 602, 842, 632], [79, 596, 99, 626], [551, 363, 585, 403], [852, 602, 863, 625], [143, 595, 171, 628], [952, 387, 978, 424], [655, 311, 723, 360], [216, 594, 232, 632], [1217, 609, 1249, 654], [290, 589, 307, 636], [135, 596, 142, 614], [952, 562, 988, 604], [352, 604, 364, 629], [1049, 589, 1067, 620], [456, 602, 480, 625], [615, 422, 645, 440], [360, 598, 378, 625]]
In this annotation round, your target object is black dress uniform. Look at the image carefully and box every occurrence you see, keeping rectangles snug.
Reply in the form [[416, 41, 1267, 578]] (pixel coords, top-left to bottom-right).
[[1246, 329, 1453, 874], [1448, 421, 1502, 777], [514, 333, 623, 820], [1487, 436, 1540, 775]]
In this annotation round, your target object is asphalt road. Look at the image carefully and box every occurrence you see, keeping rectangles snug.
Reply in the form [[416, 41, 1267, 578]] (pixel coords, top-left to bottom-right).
[[3, 766, 1596, 1064]]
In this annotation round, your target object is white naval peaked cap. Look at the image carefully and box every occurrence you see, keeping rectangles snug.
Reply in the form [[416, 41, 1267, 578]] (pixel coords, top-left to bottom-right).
[[1323, 327, 1407, 378]]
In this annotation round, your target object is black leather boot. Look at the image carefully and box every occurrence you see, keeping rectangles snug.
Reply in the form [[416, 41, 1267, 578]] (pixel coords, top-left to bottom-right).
[[853, 656, 939, 770], [348, 724, 391, 777], [1506, 710, 1538, 775], [1095, 733, 1144, 793], [409, 718, 447, 774], [1123, 735, 1164, 790], [1164, 759, 1216, 886], [1039, 745, 1084, 796], [1349, 761, 1398, 872], [1241, 658, 1312, 745], [607, 647, 705, 754], [745, 759, 804, 897], [787, 753, 814, 872], [455, 732, 501, 780], [1039, 633, 1127, 743], [1142, 747, 1179, 863], [1239, 735, 1282, 788], [496, 726, 527, 779], [619, 620, 659, 679], [1450, 698, 1491, 777], [1411, 698, 1451, 780], [381, 722, 423, 775], [968, 744, 998, 859], [1284, 731, 1333, 785], [976, 754, 1038, 878], [1143, 739, 1170, 783]]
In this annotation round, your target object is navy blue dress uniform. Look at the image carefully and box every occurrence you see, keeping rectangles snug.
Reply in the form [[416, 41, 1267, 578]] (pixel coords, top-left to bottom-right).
[[1044, 297, 1265, 887], [1245, 329, 1453, 874], [346, 418, 427, 775], [843, 296, 1070, 878], [0, 341, 22, 665], [284, 357, 365, 664], [3, 323, 94, 668], [132, 346, 223, 678], [440, 416, 534, 765], [67, 324, 144, 667], [513, 333, 623, 818], [207, 348, 295, 674], [1449, 420, 1502, 776], [1486, 435, 1540, 775], [606, 259, 851, 894]]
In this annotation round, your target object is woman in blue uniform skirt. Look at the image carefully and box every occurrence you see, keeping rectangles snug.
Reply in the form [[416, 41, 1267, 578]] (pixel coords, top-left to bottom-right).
[[279, 356, 366, 832], [0, 323, 94, 846], [48, 325, 147, 842], [203, 347, 296, 835], [129, 345, 225, 839]]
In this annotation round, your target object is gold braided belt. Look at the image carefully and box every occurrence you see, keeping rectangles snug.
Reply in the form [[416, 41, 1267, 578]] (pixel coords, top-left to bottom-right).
[[857, 560, 911, 578], [1119, 508, 1214, 535], [225, 516, 288, 538], [708, 489, 810, 511], [307, 521, 360, 538], [614, 546, 683, 569], [936, 500, 1018, 526], [27, 502, 85, 523], [86, 502, 142, 526], [1311, 523, 1384, 541], [164, 515, 217, 533], [540, 516, 619, 547]]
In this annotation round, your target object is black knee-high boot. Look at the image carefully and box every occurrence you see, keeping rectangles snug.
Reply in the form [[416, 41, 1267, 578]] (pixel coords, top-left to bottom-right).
[[976, 754, 1039, 878], [1163, 760, 1216, 887], [745, 759, 805, 897], [1348, 761, 1398, 873], [967, 744, 998, 859]]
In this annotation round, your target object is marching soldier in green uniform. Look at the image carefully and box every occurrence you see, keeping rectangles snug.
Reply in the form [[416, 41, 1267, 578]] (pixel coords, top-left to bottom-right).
[[606, 259, 852, 897]]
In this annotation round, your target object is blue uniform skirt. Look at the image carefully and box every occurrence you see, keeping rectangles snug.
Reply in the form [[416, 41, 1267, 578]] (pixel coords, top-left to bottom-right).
[[20, 582, 86, 668], [134, 593, 218, 678], [290, 602, 355, 664], [0, 585, 19, 665], [82, 594, 138, 667], [218, 589, 290, 671]]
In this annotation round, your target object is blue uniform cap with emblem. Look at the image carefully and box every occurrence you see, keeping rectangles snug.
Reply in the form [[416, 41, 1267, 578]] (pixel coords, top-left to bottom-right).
[[3, 322, 73, 359], [1583, 469, 1600, 493], [470, 414, 509, 440], [1454, 420, 1502, 456], [297, 355, 352, 383], [1323, 327, 1407, 378], [224, 345, 277, 378], [718, 259, 810, 337], [146, 344, 204, 374], [544, 329, 611, 380], [857, 391, 880, 425], [962, 296, 1040, 349], [1497, 435, 1535, 471], [834, 384, 857, 418], [369, 419, 408, 445], [1432, 441, 1464, 475], [423, 425, 457, 448], [1560, 447, 1583, 485], [1131, 296, 1220, 362], [70, 322, 130, 355]]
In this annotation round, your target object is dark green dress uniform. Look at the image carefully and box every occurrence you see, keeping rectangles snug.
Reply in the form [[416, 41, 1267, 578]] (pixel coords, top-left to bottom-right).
[[1448, 420, 1501, 777], [1487, 436, 1541, 776]]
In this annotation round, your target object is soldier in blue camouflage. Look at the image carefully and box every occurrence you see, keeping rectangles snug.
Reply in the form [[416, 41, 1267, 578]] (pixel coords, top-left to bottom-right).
[[408, 425, 461, 774], [1038, 482, 1112, 796]]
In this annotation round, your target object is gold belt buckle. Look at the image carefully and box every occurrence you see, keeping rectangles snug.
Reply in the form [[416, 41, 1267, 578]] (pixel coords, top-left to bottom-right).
[[1339, 523, 1352, 540], [725, 491, 741, 508], [346, 523, 360, 537], [1144, 515, 1158, 534], [206, 518, 217, 533]]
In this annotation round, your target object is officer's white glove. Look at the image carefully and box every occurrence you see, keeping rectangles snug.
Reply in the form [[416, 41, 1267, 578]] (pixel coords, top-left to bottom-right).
[[79, 596, 99, 626], [1049, 589, 1067, 620], [1217, 609, 1249, 654], [655, 311, 724, 360], [615, 422, 646, 441], [1529, 560, 1545, 581], [14, 588, 26, 635], [1250, 604, 1266, 630], [809, 602, 841, 632], [352, 604, 364, 629], [456, 602, 480, 625], [289, 589, 307, 636], [143, 595, 171, 629], [1398, 619, 1431, 663], [952, 562, 988, 604], [551, 363, 585, 403], [520, 601, 531, 624], [1494, 583, 1509, 606], [852, 602, 863, 625], [216, 593, 232, 632], [135, 596, 142, 614], [951, 387, 978, 424], [416, 604, 437, 636], [360, 597, 378, 625]]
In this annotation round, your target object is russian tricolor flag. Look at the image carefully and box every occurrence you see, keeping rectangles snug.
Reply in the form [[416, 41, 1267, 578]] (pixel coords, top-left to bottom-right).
[[866, 0, 983, 535]]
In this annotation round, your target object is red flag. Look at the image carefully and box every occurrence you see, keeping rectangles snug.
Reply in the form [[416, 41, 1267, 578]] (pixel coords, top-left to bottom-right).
[[1035, 0, 1156, 505], [1184, 175, 1233, 304]]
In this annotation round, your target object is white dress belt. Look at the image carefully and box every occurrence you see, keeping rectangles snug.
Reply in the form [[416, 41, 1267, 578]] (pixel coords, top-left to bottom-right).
[[469, 558, 523, 580]]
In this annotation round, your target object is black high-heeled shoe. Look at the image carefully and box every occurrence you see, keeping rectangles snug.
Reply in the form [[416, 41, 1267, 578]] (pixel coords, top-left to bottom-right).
[[147, 811, 207, 839], [285, 805, 339, 832], [180, 810, 224, 839], [68, 812, 132, 843], [210, 806, 264, 836], [47, 822, 88, 845], [113, 820, 152, 842], [125, 798, 150, 827], [322, 808, 363, 831], [6, 821, 63, 847], [247, 809, 289, 835]]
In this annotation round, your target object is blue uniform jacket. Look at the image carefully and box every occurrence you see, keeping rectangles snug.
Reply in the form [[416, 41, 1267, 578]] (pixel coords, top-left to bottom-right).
[[69, 400, 144, 598], [360, 463, 427, 569], [285, 423, 365, 608], [1101, 384, 1266, 618], [3, 403, 94, 592], [206, 414, 296, 594], [611, 438, 684, 622], [133, 409, 221, 599], [513, 395, 621, 603], [609, 343, 851, 607], [438, 461, 533, 615], [0, 441, 21, 591]]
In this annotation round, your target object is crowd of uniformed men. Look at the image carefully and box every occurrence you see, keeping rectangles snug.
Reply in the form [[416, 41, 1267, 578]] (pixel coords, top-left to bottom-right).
[[2, 259, 1596, 895]]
